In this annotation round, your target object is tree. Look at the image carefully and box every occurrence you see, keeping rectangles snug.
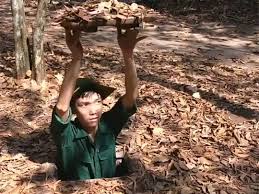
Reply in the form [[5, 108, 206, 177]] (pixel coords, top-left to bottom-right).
[[32, 0, 49, 83], [11, 0, 49, 84], [11, 0, 30, 79]]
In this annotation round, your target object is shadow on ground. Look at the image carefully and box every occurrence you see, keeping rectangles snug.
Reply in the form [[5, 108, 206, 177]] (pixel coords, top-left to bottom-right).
[[77, 46, 259, 120], [139, 0, 257, 25]]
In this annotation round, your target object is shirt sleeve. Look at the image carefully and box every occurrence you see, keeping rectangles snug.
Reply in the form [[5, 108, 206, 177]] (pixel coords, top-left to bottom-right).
[[50, 107, 72, 144], [102, 98, 137, 137]]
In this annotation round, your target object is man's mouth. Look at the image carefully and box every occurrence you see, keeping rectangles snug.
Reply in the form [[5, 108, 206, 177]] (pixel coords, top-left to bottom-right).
[[89, 117, 98, 122]]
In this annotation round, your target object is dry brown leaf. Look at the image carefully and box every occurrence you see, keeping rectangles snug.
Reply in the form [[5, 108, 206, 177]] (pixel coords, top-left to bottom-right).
[[216, 128, 226, 137], [240, 173, 247, 182], [136, 135, 142, 146], [178, 160, 189, 171], [233, 148, 249, 158], [250, 173, 257, 182], [207, 184, 216, 194], [185, 162, 196, 170], [130, 3, 139, 11], [153, 127, 164, 136], [166, 160, 175, 177], [180, 186, 194, 194], [30, 80, 41, 91], [152, 155, 170, 163], [245, 132, 252, 141], [192, 92, 201, 99], [204, 152, 220, 162], [3, 183, 26, 194], [168, 135, 178, 143], [140, 142, 148, 150], [220, 190, 228, 194], [198, 157, 212, 165], [54, 73, 64, 85], [250, 184, 259, 190], [218, 175, 231, 183], [143, 133, 152, 140]]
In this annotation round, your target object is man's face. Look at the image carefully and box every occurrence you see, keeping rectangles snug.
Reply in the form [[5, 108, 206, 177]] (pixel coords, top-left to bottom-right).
[[75, 92, 103, 131]]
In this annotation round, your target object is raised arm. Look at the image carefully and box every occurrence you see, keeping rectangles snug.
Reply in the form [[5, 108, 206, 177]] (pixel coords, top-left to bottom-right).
[[55, 29, 83, 121], [117, 28, 146, 109]]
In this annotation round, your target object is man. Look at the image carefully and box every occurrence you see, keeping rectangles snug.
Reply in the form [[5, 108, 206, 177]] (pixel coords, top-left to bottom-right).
[[50, 27, 145, 180]]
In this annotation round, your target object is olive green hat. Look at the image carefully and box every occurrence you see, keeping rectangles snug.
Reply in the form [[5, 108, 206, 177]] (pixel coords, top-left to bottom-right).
[[70, 78, 116, 113]]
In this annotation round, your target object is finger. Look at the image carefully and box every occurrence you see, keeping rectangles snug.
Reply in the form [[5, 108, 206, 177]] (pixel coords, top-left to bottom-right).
[[136, 35, 148, 43], [72, 29, 80, 38], [117, 27, 122, 36], [133, 28, 139, 34], [131, 28, 139, 36], [65, 28, 72, 37], [127, 29, 139, 39], [71, 30, 81, 44], [125, 28, 130, 33], [125, 28, 137, 34], [65, 28, 73, 42]]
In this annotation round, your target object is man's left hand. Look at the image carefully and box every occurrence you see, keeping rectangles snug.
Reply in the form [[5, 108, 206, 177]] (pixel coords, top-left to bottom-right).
[[117, 28, 147, 55]]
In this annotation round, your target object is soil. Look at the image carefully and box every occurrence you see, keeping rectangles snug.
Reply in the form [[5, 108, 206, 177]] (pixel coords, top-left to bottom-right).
[[0, 0, 258, 193]]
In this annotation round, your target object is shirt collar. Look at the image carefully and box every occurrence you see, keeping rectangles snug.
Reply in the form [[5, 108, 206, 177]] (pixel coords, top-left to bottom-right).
[[74, 118, 88, 139]]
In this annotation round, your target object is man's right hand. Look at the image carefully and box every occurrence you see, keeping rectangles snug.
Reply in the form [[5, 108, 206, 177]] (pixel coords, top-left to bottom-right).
[[65, 28, 83, 60]]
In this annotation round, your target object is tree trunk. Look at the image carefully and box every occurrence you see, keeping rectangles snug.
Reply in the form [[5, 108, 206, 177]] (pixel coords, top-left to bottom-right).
[[11, 0, 30, 79], [32, 0, 49, 84]]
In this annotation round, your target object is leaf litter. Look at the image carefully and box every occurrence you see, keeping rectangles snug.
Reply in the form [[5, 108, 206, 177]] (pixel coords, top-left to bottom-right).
[[0, 0, 259, 193]]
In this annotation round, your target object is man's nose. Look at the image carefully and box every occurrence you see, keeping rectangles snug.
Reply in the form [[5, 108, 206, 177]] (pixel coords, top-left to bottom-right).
[[89, 107, 97, 115]]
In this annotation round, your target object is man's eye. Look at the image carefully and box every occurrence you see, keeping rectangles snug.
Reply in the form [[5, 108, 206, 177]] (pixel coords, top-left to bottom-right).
[[94, 99, 102, 104]]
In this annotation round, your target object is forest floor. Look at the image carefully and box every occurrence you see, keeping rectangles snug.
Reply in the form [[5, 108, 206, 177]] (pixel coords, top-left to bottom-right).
[[0, 0, 259, 193]]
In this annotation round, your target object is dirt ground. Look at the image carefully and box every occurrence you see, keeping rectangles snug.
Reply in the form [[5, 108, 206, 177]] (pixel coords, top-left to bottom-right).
[[0, 0, 259, 193]]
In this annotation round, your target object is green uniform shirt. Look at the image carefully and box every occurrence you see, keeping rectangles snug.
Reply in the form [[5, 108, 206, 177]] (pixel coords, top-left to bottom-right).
[[50, 98, 136, 181]]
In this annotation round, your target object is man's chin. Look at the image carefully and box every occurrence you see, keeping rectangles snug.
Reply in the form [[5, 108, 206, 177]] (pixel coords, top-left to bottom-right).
[[87, 121, 98, 128]]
